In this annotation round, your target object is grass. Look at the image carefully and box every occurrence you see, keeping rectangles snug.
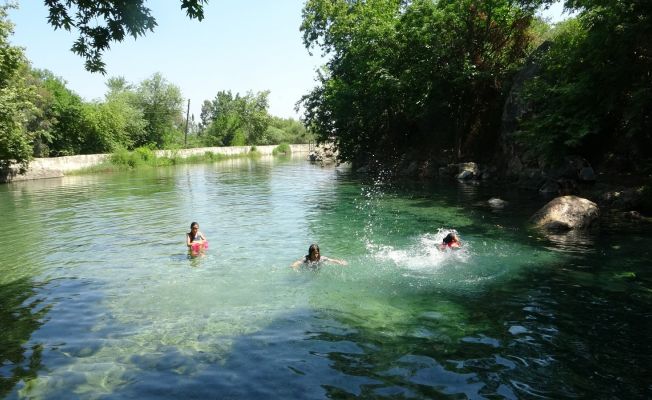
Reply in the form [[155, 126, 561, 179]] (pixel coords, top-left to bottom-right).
[[70, 146, 266, 175]]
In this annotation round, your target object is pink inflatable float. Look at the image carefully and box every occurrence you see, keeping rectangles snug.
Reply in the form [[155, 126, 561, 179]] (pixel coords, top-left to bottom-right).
[[191, 241, 209, 251]]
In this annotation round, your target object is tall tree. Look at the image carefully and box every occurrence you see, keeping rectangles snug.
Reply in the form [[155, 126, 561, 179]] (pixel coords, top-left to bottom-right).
[[203, 90, 271, 146], [0, 4, 33, 170], [43, 0, 208, 73], [33, 71, 88, 156], [301, 0, 548, 165], [135, 72, 184, 148], [521, 0, 652, 164]]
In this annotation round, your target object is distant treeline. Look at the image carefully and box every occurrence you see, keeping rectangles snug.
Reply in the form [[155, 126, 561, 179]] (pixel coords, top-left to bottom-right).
[[0, 5, 312, 171], [300, 0, 651, 170]]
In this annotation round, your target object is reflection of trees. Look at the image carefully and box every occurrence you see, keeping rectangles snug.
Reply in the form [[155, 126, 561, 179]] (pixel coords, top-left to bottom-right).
[[0, 278, 49, 397]]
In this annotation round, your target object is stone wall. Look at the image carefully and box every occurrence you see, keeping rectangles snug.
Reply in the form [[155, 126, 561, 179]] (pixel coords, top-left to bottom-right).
[[1, 144, 311, 183]]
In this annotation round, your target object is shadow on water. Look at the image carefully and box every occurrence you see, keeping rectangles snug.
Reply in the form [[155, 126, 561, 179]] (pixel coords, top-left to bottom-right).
[[49, 259, 650, 399], [0, 278, 48, 397]]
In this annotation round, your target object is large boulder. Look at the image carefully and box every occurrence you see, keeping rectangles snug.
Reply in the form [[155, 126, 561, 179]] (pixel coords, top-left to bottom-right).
[[530, 195, 600, 230]]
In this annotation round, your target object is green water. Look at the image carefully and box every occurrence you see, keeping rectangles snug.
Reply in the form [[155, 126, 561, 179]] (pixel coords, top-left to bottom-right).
[[1, 157, 650, 399]]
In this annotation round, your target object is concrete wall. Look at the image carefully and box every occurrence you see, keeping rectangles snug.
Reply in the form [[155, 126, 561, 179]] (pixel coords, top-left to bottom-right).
[[1, 144, 311, 183]]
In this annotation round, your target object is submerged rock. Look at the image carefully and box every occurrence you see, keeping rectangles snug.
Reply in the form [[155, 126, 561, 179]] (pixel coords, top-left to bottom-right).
[[488, 198, 508, 209], [530, 195, 600, 231]]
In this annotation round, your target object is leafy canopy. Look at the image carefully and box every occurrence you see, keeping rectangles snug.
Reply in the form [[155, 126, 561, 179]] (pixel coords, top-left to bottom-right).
[[44, 0, 208, 73]]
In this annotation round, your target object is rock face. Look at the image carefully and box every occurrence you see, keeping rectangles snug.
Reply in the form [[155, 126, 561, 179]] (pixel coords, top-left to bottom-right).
[[531, 195, 600, 230], [308, 142, 338, 166], [499, 42, 551, 179]]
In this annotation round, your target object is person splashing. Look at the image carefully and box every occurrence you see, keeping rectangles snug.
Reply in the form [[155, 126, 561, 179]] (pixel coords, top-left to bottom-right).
[[438, 232, 462, 251]]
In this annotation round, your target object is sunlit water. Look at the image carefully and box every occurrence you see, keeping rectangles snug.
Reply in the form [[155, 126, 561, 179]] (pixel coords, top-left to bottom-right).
[[1, 157, 651, 399]]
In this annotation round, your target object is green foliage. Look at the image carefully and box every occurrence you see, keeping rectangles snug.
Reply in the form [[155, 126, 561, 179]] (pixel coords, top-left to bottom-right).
[[272, 143, 291, 156], [0, 4, 33, 170], [44, 0, 207, 73], [201, 90, 271, 146], [109, 147, 143, 168], [202, 151, 227, 162], [101, 146, 260, 172], [300, 0, 544, 164], [135, 73, 184, 148], [520, 0, 652, 165], [263, 116, 313, 144]]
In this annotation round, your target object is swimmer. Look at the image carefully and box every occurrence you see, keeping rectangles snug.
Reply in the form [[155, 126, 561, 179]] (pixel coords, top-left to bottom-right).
[[186, 222, 207, 249], [438, 232, 461, 250], [291, 243, 348, 270]]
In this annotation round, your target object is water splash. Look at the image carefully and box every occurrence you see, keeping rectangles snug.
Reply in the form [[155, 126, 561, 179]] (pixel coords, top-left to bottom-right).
[[370, 229, 471, 272], [355, 164, 394, 249]]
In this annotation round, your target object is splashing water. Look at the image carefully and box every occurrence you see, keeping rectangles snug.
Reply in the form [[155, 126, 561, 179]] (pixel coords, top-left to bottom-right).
[[370, 229, 471, 271]]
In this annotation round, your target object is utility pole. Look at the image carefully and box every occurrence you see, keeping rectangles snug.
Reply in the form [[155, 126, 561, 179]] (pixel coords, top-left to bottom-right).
[[184, 99, 190, 147]]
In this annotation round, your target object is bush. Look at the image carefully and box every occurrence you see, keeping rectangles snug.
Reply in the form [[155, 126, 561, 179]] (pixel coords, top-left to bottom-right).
[[134, 146, 155, 162], [110, 148, 140, 168], [272, 143, 291, 156]]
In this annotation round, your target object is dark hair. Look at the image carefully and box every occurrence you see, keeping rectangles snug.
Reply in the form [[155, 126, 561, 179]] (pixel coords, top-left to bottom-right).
[[189, 222, 199, 240], [307, 243, 320, 260], [443, 233, 458, 244]]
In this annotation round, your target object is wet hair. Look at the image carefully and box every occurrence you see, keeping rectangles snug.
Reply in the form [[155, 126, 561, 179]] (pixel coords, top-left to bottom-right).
[[442, 233, 458, 244], [307, 243, 320, 261], [189, 222, 199, 240]]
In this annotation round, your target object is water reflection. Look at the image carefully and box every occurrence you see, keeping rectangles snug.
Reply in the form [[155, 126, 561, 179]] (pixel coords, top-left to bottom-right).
[[541, 229, 598, 254], [0, 278, 48, 397]]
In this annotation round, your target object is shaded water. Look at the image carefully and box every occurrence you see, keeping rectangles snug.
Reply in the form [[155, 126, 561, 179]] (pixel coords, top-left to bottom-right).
[[1, 157, 651, 399]]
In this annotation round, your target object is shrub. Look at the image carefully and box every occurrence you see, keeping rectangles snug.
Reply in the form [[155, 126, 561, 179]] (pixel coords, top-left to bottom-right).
[[272, 143, 291, 156], [134, 146, 155, 162]]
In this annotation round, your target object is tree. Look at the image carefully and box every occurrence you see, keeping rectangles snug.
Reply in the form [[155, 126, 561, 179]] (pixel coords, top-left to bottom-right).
[[520, 0, 652, 165], [300, 0, 549, 165], [82, 98, 147, 153], [198, 99, 214, 134], [202, 90, 271, 146], [44, 0, 208, 73], [34, 71, 88, 156], [135, 73, 184, 148], [0, 4, 33, 170], [105, 76, 134, 95]]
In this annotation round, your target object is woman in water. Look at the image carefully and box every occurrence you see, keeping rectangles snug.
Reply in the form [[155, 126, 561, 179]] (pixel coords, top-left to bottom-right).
[[291, 243, 347, 269], [438, 232, 461, 250], [186, 221, 207, 250]]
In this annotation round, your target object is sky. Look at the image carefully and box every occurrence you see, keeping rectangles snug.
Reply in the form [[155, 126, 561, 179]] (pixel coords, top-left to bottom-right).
[[7, 1, 568, 121]]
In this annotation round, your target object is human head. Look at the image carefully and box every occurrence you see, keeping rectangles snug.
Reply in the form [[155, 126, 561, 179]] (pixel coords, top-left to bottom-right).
[[443, 232, 459, 244], [190, 222, 199, 232], [308, 243, 321, 261]]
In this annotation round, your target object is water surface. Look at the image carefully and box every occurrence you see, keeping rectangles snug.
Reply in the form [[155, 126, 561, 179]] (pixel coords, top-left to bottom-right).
[[1, 157, 650, 399]]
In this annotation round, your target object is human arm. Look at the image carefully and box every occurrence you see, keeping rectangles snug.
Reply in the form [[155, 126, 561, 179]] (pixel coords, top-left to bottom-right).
[[322, 256, 348, 266], [197, 231, 207, 243], [290, 258, 305, 270]]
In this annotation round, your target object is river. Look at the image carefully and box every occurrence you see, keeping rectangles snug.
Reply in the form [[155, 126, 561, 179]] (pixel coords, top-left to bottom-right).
[[0, 156, 650, 399]]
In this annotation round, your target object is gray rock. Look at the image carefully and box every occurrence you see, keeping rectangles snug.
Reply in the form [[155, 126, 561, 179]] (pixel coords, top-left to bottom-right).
[[457, 170, 473, 180], [488, 198, 508, 208], [457, 162, 479, 175], [530, 195, 600, 230]]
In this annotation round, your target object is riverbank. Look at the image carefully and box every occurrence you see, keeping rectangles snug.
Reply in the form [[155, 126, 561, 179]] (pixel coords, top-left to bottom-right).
[[1, 144, 312, 183]]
